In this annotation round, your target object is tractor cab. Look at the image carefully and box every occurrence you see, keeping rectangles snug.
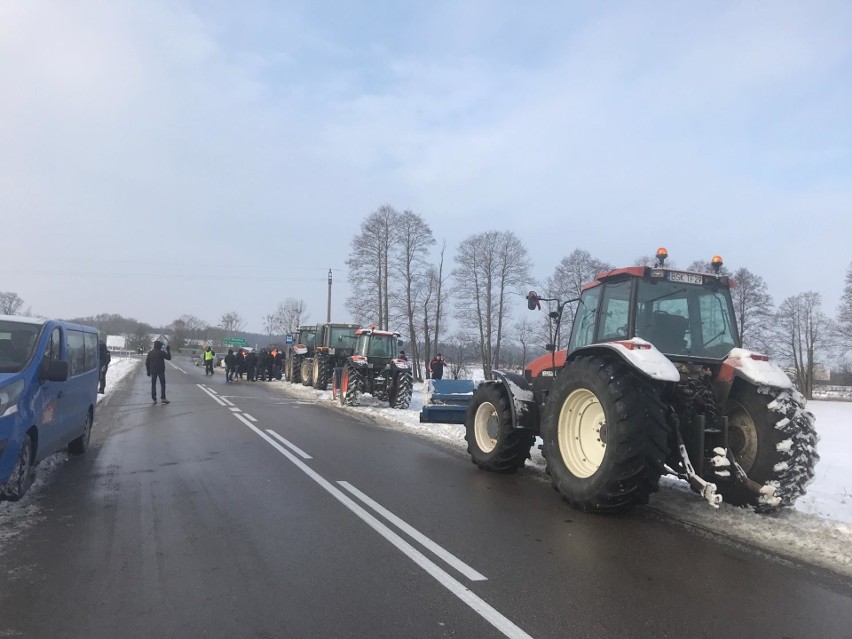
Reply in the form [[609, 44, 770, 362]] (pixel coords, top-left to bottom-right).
[[353, 328, 400, 365]]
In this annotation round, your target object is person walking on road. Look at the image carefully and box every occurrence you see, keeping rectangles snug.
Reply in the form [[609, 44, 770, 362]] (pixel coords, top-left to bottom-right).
[[146, 340, 172, 404], [203, 345, 215, 376], [98, 340, 111, 394], [246, 349, 258, 381], [224, 348, 236, 382], [428, 353, 445, 380]]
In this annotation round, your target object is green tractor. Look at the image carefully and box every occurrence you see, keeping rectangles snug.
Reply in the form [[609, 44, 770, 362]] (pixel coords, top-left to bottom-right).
[[285, 325, 316, 385], [308, 323, 360, 390], [333, 327, 413, 409]]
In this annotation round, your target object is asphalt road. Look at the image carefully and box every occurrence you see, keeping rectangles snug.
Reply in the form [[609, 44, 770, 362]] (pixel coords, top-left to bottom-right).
[[1, 359, 851, 639]]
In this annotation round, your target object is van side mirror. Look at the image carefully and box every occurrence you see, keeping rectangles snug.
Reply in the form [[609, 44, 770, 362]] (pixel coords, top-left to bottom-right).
[[527, 291, 541, 311], [42, 359, 69, 382]]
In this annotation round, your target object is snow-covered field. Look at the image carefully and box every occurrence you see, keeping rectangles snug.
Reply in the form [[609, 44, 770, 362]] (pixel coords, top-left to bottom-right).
[[268, 379, 852, 578], [3, 357, 850, 578]]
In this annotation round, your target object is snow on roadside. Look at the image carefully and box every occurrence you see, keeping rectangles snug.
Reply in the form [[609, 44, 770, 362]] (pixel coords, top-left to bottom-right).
[[269, 380, 852, 578], [0, 355, 141, 554]]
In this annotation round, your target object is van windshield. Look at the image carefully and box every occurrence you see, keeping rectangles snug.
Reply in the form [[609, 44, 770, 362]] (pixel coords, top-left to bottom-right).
[[0, 320, 43, 373]]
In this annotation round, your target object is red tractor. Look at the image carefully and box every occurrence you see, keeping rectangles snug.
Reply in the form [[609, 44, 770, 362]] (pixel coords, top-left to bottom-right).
[[332, 327, 413, 409], [457, 249, 818, 512]]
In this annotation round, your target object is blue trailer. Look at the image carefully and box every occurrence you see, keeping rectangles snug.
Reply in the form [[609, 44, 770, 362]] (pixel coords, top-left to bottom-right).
[[418, 379, 477, 424]]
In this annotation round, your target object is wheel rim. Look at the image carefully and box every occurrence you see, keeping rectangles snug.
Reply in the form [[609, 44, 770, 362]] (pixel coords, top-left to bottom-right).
[[313, 360, 319, 383], [726, 401, 758, 472], [558, 388, 607, 478], [474, 402, 499, 453], [11, 438, 32, 494], [83, 412, 92, 448]]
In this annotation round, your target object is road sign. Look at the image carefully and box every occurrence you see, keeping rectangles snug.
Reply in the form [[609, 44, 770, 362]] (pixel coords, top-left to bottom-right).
[[224, 337, 246, 346], [285, 336, 294, 345]]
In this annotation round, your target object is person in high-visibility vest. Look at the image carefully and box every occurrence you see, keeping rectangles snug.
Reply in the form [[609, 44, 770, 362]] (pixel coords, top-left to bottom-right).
[[203, 345, 216, 376]]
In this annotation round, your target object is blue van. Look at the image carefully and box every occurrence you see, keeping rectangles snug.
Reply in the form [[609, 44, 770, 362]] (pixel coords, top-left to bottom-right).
[[0, 315, 99, 501]]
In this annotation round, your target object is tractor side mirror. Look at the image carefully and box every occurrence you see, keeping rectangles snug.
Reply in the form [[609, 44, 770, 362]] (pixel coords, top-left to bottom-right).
[[527, 291, 541, 311], [545, 343, 556, 352], [397, 339, 403, 346]]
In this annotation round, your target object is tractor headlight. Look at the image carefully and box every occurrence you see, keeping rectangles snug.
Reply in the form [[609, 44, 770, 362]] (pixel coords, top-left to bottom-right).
[[0, 380, 25, 418]]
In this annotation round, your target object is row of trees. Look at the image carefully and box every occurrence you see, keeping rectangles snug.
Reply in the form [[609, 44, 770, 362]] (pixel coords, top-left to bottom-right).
[[344, 205, 852, 397]]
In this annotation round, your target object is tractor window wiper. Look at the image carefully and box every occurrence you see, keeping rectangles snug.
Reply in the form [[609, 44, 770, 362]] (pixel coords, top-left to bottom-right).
[[644, 287, 687, 304]]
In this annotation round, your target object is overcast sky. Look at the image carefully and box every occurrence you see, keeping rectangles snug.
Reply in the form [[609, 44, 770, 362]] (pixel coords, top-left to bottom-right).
[[2, 1, 850, 334]]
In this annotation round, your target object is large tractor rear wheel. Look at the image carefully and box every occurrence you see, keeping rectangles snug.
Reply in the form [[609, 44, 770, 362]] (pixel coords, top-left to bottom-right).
[[721, 385, 818, 511], [313, 353, 330, 390], [541, 355, 669, 512], [287, 355, 301, 384], [464, 384, 534, 473], [340, 364, 363, 407], [300, 359, 313, 387], [389, 370, 413, 409]]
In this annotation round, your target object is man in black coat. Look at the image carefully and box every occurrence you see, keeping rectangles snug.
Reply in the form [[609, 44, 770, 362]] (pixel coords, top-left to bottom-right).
[[245, 349, 258, 381], [98, 340, 111, 394], [224, 348, 236, 382], [428, 353, 445, 380], [145, 340, 172, 404]]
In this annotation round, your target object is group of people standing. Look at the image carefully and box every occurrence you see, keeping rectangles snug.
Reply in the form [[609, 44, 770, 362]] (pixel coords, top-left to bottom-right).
[[224, 347, 284, 383]]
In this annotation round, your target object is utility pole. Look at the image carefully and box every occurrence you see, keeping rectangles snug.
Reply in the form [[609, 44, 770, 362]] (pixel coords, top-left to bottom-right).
[[327, 269, 332, 322]]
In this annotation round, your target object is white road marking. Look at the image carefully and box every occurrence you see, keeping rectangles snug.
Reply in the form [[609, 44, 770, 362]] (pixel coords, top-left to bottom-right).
[[229, 407, 241, 412], [196, 384, 226, 406], [167, 360, 187, 374], [207, 387, 219, 395], [265, 430, 312, 459], [242, 413, 257, 422], [338, 481, 487, 582], [236, 418, 533, 639], [221, 397, 235, 407]]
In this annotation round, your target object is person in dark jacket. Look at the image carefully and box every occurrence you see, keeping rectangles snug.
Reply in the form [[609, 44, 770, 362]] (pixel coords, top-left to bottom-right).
[[236, 349, 246, 379], [398, 350, 408, 362], [146, 340, 172, 404], [273, 349, 284, 380], [224, 348, 236, 382], [98, 340, 111, 394], [245, 349, 258, 381], [428, 353, 445, 380]]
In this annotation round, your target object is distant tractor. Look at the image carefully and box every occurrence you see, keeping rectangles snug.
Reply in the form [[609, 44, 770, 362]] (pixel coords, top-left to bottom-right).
[[285, 325, 316, 385], [333, 327, 413, 409], [422, 248, 819, 513], [308, 323, 360, 390]]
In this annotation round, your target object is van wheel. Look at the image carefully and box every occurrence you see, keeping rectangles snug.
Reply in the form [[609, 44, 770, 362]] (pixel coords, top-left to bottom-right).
[[3, 433, 34, 501], [68, 409, 93, 455]]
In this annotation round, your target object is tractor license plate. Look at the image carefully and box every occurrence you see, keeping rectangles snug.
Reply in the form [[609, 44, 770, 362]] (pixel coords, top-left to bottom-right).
[[668, 271, 703, 285]]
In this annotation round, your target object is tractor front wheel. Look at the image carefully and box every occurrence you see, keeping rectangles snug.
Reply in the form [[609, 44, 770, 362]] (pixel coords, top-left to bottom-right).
[[287, 355, 302, 384], [541, 355, 669, 512], [341, 364, 363, 406], [464, 384, 534, 473], [721, 385, 818, 511], [313, 353, 329, 390], [300, 359, 313, 387]]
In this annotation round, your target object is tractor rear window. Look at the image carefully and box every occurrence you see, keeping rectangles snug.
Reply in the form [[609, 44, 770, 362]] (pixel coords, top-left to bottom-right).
[[635, 280, 737, 357], [330, 327, 356, 346]]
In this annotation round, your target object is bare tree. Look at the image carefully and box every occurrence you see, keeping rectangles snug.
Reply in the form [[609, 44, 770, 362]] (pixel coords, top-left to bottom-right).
[[346, 204, 400, 329], [170, 314, 207, 349], [543, 249, 611, 350], [453, 230, 531, 378], [773, 292, 832, 399], [127, 323, 153, 353], [443, 332, 476, 380], [730, 267, 773, 353], [390, 210, 435, 381], [835, 262, 852, 350], [219, 311, 245, 335], [514, 317, 538, 371], [422, 242, 450, 377], [264, 298, 308, 337], [0, 292, 24, 315]]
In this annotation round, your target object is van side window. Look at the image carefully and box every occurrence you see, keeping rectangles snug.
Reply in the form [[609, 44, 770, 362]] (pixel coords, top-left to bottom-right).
[[67, 330, 85, 376], [43, 328, 62, 364], [84, 332, 98, 371]]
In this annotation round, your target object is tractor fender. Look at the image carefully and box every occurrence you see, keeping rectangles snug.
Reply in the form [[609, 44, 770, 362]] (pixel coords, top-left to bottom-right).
[[568, 338, 680, 383], [489, 370, 540, 431], [717, 348, 792, 389]]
